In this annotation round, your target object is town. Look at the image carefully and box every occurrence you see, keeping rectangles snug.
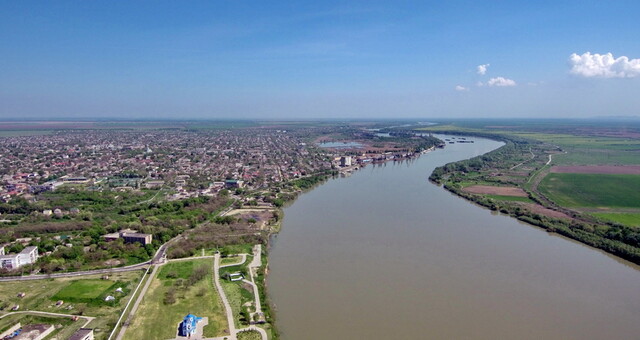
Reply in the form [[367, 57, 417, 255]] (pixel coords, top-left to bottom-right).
[[0, 122, 441, 339]]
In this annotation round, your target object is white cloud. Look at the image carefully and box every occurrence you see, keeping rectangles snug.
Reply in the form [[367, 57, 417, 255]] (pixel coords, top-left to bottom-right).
[[476, 81, 484, 87], [487, 77, 516, 87], [477, 64, 490, 75], [455, 85, 468, 91], [569, 52, 640, 78]]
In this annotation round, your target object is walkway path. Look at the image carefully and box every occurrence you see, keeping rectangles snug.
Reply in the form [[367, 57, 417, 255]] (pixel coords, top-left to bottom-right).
[[114, 265, 157, 340], [0, 235, 183, 282], [212, 253, 237, 339], [209, 245, 267, 340]]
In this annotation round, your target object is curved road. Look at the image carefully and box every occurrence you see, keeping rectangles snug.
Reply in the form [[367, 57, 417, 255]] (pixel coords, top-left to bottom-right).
[[0, 235, 182, 282]]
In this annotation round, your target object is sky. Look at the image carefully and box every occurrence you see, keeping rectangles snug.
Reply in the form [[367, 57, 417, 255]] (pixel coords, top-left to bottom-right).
[[1, 1, 639, 120]]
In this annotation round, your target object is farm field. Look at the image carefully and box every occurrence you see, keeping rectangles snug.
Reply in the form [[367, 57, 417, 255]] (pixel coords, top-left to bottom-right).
[[123, 259, 227, 340], [510, 132, 640, 165], [0, 270, 144, 340], [484, 194, 534, 203], [551, 165, 640, 174], [539, 173, 640, 208]]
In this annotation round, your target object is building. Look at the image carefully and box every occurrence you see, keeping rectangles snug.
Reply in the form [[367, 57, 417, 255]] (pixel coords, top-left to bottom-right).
[[144, 180, 165, 189], [0, 246, 4, 255], [340, 156, 352, 167], [225, 179, 244, 188], [178, 314, 202, 337], [121, 232, 152, 245], [103, 229, 152, 245], [19, 246, 38, 265], [69, 328, 94, 340], [0, 246, 38, 270]]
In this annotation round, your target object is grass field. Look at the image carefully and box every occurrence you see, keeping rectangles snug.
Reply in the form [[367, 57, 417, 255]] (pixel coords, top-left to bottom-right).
[[221, 256, 245, 266], [123, 259, 227, 340], [509, 132, 640, 165], [591, 212, 640, 228], [0, 271, 143, 340], [539, 173, 640, 208], [553, 149, 640, 165], [237, 330, 262, 340], [157, 260, 200, 280], [52, 279, 114, 300]]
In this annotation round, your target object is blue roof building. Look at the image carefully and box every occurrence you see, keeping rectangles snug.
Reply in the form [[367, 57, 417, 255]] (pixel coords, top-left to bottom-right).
[[178, 314, 202, 337]]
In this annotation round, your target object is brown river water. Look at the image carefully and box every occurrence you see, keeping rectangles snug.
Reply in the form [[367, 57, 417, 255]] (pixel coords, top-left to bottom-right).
[[268, 136, 640, 340]]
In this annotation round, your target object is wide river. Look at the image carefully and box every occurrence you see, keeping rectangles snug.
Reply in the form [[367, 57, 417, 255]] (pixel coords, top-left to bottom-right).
[[268, 136, 640, 340]]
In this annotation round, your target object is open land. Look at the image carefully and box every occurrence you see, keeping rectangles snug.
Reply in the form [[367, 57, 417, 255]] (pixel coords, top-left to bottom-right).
[[423, 118, 640, 263], [0, 270, 143, 339], [539, 173, 640, 208], [122, 258, 227, 339], [550, 165, 640, 174]]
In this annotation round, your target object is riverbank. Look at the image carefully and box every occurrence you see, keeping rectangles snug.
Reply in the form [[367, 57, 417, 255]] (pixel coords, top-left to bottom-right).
[[425, 128, 640, 265], [268, 134, 640, 339]]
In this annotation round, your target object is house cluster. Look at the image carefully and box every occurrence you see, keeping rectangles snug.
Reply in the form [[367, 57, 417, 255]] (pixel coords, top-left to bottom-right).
[[0, 128, 333, 203], [0, 246, 38, 270]]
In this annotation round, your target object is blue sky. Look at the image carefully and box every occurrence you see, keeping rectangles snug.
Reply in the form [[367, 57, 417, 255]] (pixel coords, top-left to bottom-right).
[[1, 1, 639, 120]]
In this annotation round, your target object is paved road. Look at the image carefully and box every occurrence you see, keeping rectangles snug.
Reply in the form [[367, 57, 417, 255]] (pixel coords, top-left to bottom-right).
[[210, 250, 267, 340], [169, 255, 215, 262], [0, 263, 150, 282], [113, 265, 156, 340], [249, 245, 261, 269], [247, 244, 263, 313], [0, 235, 184, 282], [212, 253, 237, 339]]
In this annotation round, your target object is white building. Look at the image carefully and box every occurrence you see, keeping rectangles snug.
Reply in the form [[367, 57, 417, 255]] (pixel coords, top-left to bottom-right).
[[0, 246, 38, 270]]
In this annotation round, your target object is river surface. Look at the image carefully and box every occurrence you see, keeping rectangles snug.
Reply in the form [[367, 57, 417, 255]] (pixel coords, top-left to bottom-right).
[[268, 136, 640, 340]]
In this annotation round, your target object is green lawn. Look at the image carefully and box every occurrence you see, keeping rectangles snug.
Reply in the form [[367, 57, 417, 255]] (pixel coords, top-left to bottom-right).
[[157, 260, 199, 279], [123, 259, 227, 339], [221, 280, 254, 327], [540, 173, 640, 208], [237, 330, 262, 340], [52, 279, 114, 300], [592, 212, 640, 228]]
